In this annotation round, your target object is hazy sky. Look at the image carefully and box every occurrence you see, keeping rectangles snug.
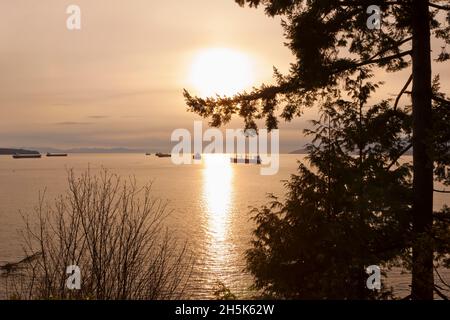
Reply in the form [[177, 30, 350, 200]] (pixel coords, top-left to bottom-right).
[[1, 1, 449, 152]]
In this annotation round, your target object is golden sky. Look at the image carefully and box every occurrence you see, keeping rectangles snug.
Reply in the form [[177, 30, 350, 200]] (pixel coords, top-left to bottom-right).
[[0, 0, 448, 152]]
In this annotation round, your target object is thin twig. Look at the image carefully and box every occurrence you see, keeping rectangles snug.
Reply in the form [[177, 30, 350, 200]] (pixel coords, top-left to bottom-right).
[[394, 74, 413, 111]]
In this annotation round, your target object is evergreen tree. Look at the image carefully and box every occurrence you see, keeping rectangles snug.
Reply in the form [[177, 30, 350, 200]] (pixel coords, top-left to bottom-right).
[[184, 0, 450, 299], [246, 71, 412, 299]]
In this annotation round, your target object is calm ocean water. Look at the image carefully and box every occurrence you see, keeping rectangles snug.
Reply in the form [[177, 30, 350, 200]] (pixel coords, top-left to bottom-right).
[[0, 154, 448, 299]]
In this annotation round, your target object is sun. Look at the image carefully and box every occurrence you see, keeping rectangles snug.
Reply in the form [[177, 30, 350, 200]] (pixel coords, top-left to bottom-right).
[[189, 48, 254, 97]]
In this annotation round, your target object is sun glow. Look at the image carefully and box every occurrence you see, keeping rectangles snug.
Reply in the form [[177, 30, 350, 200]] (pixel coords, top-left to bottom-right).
[[189, 48, 254, 97]]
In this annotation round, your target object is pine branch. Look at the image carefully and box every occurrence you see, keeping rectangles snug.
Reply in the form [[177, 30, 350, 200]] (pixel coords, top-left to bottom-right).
[[353, 50, 412, 69], [185, 50, 413, 112], [339, 0, 403, 6], [433, 212, 450, 222], [432, 95, 450, 104], [366, 37, 413, 63]]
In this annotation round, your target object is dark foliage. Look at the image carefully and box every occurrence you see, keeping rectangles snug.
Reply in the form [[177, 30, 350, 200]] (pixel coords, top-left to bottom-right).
[[184, 0, 450, 299], [247, 73, 412, 299]]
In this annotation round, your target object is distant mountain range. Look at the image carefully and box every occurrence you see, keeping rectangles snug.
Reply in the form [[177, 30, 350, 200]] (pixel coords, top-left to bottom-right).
[[38, 147, 147, 154], [289, 148, 308, 154], [289, 147, 413, 156], [2, 147, 308, 155], [0, 148, 40, 155], [2, 147, 412, 156], [1, 147, 148, 154]]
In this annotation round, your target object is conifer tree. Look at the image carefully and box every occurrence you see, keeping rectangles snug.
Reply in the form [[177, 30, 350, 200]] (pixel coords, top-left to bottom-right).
[[184, 0, 450, 299]]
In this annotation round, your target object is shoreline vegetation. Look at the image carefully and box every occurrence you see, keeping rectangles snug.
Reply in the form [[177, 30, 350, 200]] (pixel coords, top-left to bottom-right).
[[1, 169, 192, 300]]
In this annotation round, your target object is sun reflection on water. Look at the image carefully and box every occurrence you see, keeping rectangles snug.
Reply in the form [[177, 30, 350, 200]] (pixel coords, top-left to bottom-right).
[[202, 154, 233, 269]]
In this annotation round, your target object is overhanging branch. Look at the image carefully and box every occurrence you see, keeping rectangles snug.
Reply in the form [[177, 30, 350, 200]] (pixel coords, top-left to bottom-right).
[[353, 50, 412, 69], [366, 37, 413, 63], [186, 50, 413, 108], [339, 1, 402, 6]]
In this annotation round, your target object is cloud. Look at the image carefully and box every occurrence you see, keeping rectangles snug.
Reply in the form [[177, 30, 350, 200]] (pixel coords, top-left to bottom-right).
[[87, 115, 109, 119], [55, 122, 93, 126]]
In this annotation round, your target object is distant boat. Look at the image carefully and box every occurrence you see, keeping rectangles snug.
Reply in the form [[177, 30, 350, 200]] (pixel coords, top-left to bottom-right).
[[155, 152, 171, 158], [193, 153, 202, 160], [230, 155, 261, 165], [46, 153, 68, 157], [12, 153, 42, 159]]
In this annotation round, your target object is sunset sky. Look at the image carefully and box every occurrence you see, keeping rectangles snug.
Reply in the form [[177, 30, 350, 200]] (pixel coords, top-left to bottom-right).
[[1, 0, 449, 152]]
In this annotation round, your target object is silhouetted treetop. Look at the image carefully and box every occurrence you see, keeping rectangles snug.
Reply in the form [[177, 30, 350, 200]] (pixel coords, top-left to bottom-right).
[[184, 0, 449, 131]]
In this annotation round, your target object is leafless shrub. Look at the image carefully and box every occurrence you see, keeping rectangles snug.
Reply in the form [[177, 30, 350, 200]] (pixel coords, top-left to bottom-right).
[[3, 168, 192, 300]]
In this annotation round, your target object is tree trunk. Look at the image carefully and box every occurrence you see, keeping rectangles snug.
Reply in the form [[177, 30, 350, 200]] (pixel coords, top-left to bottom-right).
[[411, 0, 434, 300]]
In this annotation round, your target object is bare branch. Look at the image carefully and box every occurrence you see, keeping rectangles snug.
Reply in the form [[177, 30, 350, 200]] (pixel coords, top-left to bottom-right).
[[3, 169, 192, 300], [434, 189, 450, 194], [435, 267, 450, 290], [394, 74, 413, 111], [386, 143, 413, 170], [429, 2, 450, 10], [434, 286, 449, 300]]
